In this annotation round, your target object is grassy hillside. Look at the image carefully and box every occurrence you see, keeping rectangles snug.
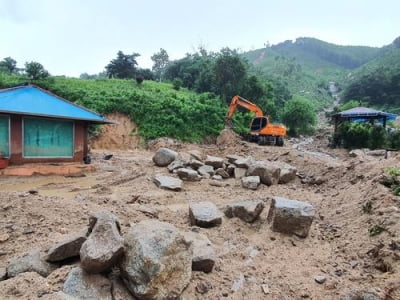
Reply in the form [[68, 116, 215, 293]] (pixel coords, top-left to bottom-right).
[[243, 37, 384, 108], [342, 46, 400, 114], [0, 74, 228, 142]]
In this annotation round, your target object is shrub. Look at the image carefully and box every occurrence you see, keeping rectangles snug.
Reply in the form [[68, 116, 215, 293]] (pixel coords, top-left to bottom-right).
[[172, 78, 183, 91], [282, 97, 316, 136]]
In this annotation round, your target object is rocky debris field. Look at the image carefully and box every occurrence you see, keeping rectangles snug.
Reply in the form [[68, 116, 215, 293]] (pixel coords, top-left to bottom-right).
[[0, 136, 400, 299]]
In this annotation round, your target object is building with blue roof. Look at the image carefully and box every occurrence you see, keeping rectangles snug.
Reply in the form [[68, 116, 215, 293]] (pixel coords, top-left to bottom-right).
[[0, 84, 112, 165]]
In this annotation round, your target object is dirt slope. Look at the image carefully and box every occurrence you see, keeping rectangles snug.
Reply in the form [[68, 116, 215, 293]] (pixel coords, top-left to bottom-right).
[[0, 134, 399, 299]]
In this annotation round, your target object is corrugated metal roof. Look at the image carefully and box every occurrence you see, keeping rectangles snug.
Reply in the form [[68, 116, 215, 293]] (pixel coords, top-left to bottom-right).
[[0, 85, 112, 123], [334, 106, 397, 121]]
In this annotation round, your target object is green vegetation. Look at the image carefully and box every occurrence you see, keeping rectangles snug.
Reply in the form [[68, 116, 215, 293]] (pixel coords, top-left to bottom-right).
[[0, 73, 226, 142], [334, 122, 392, 150], [282, 97, 316, 136], [369, 225, 385, 237], [382, 167, 400, 196], [342, 48, 400, 113]]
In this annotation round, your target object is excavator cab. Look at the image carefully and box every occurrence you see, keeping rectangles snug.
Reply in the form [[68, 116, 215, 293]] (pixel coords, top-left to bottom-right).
[[250, 117, 268, 131]]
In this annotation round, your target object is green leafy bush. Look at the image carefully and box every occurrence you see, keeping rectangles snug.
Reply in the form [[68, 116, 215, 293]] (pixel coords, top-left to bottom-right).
[[282, 97, 316, 136]]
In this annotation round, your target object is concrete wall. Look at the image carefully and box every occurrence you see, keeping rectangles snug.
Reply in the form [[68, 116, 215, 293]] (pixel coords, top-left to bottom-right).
[[7, 115, 87, 165]]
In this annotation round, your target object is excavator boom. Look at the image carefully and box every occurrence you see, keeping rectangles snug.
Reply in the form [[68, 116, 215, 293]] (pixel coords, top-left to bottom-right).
[[226, 95, 264, 123]]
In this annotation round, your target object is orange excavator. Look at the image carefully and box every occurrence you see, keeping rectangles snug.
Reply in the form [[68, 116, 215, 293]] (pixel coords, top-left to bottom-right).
[[225, 95, 286, 146]]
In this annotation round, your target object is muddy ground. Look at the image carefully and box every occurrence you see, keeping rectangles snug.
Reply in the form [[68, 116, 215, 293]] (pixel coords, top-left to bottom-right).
[[1, 124, 400, 299]]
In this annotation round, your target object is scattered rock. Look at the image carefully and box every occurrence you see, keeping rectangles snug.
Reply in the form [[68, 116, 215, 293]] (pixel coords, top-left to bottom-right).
[[152, 148, 178, 167], [224, 200, 265, 223], [226, 154, 243, 164], [349, 149, 365, 158], [23, 226, 35, 234], [234, 157, 254, 169], [188, 150, 203, 161], [6, 249, 56, 278], [234, 167, 247, 179], [167, 159, 187, 173], [215, 168, 230, 178], [153, 174, 182, 191], [183, 231, 216, 273], [204, 155, 224, 169], [366, 149, 386, 157], [241, 176, 261, 190], [189, 202, 223, 228], [120, 220, 192, 300], [198, 164, 215, 177], [231, 273, 245, 292], [274, 162, 297, 184], [314, 275, 326, 284], [261, 283, 269, 294], [177, 168, 202, 181], [63, 266, 112, 300], [209, 180, 229, 187], [247, 161, 280, 186], [267, 197, 315, 238], [28, 188, 39, 195], [0, 233, 10, 243], [189, 159, 204, 169], [80, 211, 124, 274], [45, 232, 87, 262], [212, 174, 223, 180], [196, 281, 212, 294]]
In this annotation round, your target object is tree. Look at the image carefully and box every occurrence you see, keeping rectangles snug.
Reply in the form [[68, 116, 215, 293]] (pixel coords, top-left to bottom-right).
[[282, 97, 316, 135], [105, 51, 140, 79], [24, 61, 49, 80], [0, 57, 17, 74], [151, 48, 169, 82], [213, 48, 247, 103]]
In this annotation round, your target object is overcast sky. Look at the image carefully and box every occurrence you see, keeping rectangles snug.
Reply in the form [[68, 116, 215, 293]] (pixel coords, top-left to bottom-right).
[[1, 0, 399, 77]]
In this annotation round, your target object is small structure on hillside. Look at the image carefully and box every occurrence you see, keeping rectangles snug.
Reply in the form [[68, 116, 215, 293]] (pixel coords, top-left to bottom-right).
[[332, 106, 397, 132], [0, 84, 113, 165]]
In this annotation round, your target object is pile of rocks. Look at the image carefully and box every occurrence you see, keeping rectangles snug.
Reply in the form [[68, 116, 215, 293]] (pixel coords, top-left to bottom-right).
[[1, 211, 217, 299], [1, 194, 316, 299], [152, 147, 297, 190]]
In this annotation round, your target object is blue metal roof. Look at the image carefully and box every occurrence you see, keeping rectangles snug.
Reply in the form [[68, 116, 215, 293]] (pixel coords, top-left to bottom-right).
[[0, 85, 112, 123], [334, 106, 397, 121]]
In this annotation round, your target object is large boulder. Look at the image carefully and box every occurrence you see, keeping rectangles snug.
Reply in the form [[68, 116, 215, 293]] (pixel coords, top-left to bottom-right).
[[153, 174, 182, 191], [7, 249, 56, 278], [176, 168, 202, 181], [80, 211, 124, 274], [224, 200, 265, 223], [204, 155, 224, 169], [226, 154, 243, 164], [215, 168, 230, 178], [120, 220, 192, 300], [152, 148, 178, 167], [267, 197, 315, 238], [45, 231, 87, 262], [189, 159, 204, 170], [63, 266, 112, 300], [183, 231, 216, 273], [247, 161, 280, 186], [241, 176, 260, 190], [189, 202, 223, 228], [234, 157, 254, 169], [273, 162, 297, 184]]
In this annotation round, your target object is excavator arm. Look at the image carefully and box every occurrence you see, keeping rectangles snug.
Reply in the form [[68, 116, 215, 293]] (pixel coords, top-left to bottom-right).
[[225, 95, 264, 127]]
